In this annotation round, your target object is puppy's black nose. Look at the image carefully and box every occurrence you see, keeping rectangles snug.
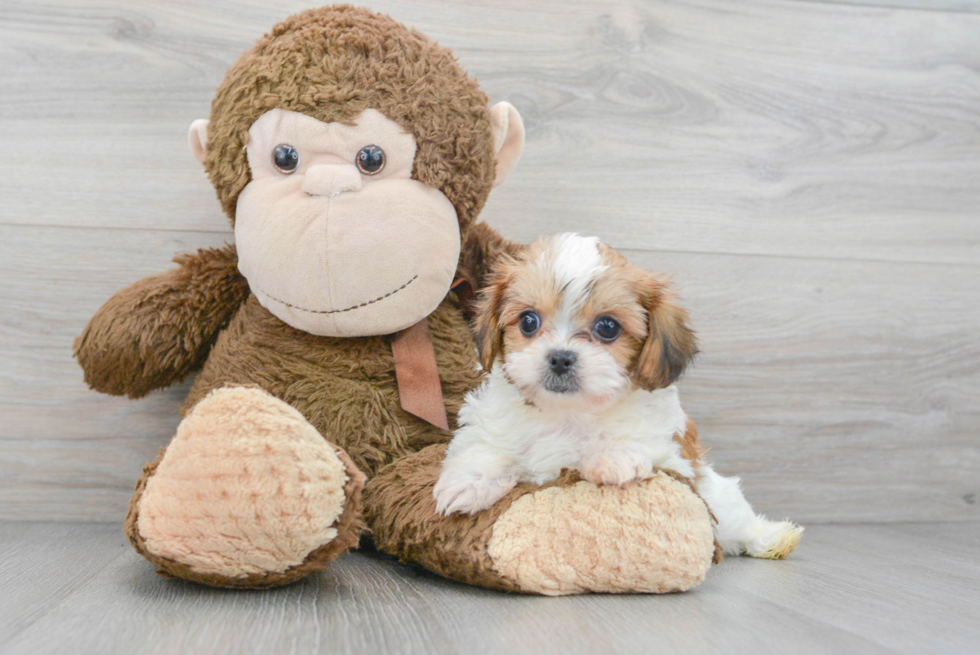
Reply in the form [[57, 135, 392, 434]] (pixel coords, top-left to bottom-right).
[[548, 350, 577, 375]]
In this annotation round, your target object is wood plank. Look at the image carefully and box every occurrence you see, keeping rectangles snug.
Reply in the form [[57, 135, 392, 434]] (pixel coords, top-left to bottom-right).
[[714, 522, 980, 653], [0, 522, 130, 643], [1, 0, 978, 265], [635, 246, 980, 525], [801, 0, 980, 13], [385, 552, 892, 655], [3, 522, 978, 654], [1, 224, 977, 523]]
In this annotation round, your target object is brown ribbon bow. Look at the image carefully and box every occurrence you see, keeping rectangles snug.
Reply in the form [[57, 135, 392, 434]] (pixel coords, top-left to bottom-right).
[[390, 318, 449, 431], [388, 277, 476, 431]]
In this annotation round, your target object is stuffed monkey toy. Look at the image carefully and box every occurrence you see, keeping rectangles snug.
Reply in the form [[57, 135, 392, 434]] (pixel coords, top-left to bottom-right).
[[74, 5, 716, 595]]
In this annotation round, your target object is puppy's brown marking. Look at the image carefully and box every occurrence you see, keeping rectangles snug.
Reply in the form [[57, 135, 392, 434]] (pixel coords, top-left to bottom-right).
[[474, 259, 517, 371], [674, 417, 706, 464], [633, 274, 698, 391]]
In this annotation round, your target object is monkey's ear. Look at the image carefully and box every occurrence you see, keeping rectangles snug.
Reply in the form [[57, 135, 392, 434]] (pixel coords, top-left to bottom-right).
[[188, 119, 209, 165], [634, 274, 698, 391], [473, 262, 515, 372], [489, 102, 525, 187]]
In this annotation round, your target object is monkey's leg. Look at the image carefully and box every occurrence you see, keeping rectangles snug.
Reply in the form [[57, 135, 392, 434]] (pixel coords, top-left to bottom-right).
[[364, 444, 718, 596], [125, 386, 365, 589]]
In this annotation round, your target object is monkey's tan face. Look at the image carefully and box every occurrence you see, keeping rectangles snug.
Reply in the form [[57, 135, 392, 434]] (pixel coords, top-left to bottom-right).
[[234, 108, 460, 337]]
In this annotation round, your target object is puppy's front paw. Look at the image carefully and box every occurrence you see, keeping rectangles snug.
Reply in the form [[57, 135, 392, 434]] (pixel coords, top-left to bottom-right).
[[433, 464, 517, 516], [580, 450, 651, 486]]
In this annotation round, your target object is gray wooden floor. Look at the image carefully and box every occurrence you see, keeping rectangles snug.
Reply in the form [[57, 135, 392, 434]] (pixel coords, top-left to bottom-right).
[[1, 521, 977, 655], [1, 0, 979, 652]]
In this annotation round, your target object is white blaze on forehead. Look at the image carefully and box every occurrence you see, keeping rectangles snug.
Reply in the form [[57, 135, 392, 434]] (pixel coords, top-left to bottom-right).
[[549, 233, 605, 285], [541, 233, 607, 337]]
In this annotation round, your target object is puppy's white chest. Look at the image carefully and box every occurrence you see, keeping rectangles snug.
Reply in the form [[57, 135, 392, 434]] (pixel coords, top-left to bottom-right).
[[513, 388, 689, 484], [519, 418, 605, 483]]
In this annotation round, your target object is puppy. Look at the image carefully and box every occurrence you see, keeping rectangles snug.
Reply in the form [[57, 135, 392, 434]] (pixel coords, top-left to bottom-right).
[[434, 233, 803, 559]]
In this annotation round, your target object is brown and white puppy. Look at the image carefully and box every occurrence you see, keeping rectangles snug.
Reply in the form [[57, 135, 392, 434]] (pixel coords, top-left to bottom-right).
[[433, 233, 803, 559]]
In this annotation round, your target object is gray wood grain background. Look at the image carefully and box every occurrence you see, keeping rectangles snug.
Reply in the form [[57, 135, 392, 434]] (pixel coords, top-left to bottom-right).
[[1, 0, 978, 524]]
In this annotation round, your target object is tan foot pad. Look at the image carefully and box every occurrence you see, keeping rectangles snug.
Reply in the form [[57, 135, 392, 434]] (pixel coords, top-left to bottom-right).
[[487, 473, 715, 595], [127, 386, 364, 588]]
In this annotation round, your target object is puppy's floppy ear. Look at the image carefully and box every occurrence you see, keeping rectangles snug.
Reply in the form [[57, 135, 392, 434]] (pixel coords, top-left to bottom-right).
[[474, 260, 515, 372], [634, 274, 698, 390]]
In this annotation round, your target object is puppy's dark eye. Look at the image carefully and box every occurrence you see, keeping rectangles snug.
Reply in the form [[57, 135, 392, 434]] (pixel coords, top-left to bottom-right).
[[273, 144, 300, 174], [356, 145, 386, 175], [519, 310, 541, 337], [593, 316, 622, 342]]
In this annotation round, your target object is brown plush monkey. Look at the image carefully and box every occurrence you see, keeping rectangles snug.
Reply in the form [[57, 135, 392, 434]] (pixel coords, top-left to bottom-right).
[[74, 5, 716, 594]]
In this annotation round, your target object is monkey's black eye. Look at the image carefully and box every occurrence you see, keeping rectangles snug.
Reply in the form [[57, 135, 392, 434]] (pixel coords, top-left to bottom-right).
[[273, 144, 300, 174], [519, 310, 541, 337], [356, 145, 386, 175], [593, 316, 622, 342]]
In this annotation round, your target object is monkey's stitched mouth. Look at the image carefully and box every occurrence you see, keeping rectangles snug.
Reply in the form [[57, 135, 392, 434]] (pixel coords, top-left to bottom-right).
[[255, 274, 418, 315]]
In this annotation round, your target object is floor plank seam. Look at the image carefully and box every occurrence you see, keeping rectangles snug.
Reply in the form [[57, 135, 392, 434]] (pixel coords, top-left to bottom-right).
[[787, 0, 980, 17], [5, 221, 978, 271]]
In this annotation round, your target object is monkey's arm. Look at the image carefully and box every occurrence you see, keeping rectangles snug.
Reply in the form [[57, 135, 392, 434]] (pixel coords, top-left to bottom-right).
[[460, 222, 525, 290], [74, 243, 249, 398]]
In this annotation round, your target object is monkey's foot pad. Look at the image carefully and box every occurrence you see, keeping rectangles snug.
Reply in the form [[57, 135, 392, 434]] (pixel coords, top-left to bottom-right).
[[125, 386, 365, 589], [365, 444, 717, 596]]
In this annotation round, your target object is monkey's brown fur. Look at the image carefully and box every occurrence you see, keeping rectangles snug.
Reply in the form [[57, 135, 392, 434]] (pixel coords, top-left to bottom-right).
[[74, 244, 249, 399], [74, 5, 716, 592]]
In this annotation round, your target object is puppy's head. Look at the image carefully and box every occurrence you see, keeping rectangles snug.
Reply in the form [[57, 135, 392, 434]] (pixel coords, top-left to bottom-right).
[[475, 233, 698, 411]]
